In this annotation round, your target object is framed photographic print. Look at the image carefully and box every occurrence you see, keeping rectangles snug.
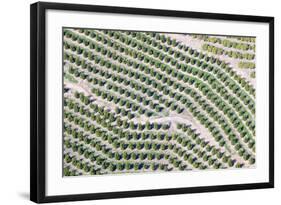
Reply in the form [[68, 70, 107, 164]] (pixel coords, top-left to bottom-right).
[[30, 1, 274, 203]]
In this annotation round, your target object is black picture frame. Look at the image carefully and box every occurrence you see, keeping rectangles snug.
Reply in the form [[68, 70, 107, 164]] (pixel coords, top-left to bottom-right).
[[30, 1, 274, 203]]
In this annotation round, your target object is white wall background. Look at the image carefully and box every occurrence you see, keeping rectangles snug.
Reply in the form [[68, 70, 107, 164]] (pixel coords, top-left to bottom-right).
[[0, 0, 278, 204]]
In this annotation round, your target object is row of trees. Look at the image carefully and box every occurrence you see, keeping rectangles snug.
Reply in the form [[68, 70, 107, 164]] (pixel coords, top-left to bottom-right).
[[81, 29, 256, 111], [64, 114, 193, 172], [192, 34, 255, 51], [68, 28, 256, 98], [64, 113, 217, 172], [177, 123, 254, 165], [65, 51, 254, 162], [238, 61, 256, 69], [64, 31, 255, 118], [64, 41, 255, 140], [64, 29, 256, 159], [64, 110, 240, 172], [231, 36, 256, 43], [69, 60, 186, 115], [120, 29, 256, 97], [65, 97, 170, 133], [65, 91, 254, 169], [202, 44, 255, 60]]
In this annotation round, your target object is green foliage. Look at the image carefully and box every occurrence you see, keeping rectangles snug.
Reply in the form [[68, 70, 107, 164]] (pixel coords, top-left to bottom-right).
[[63, 29, 256, 176]]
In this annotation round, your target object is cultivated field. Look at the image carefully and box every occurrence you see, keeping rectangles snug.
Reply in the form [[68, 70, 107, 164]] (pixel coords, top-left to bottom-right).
[[63, 28, 256, 176]]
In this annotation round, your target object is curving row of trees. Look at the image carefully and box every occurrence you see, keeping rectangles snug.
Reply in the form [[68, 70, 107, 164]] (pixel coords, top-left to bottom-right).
[[63, 44, 253, 161], [93, 29, 256, 112], [202, 44, 255, 60], [63, 33, 256, 141], [192, 34, 255, 51], [62, 28, 256, 176], [67, 28, 256, 98], [64, 30, 255, 119], [63, 93, 241, 174]]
